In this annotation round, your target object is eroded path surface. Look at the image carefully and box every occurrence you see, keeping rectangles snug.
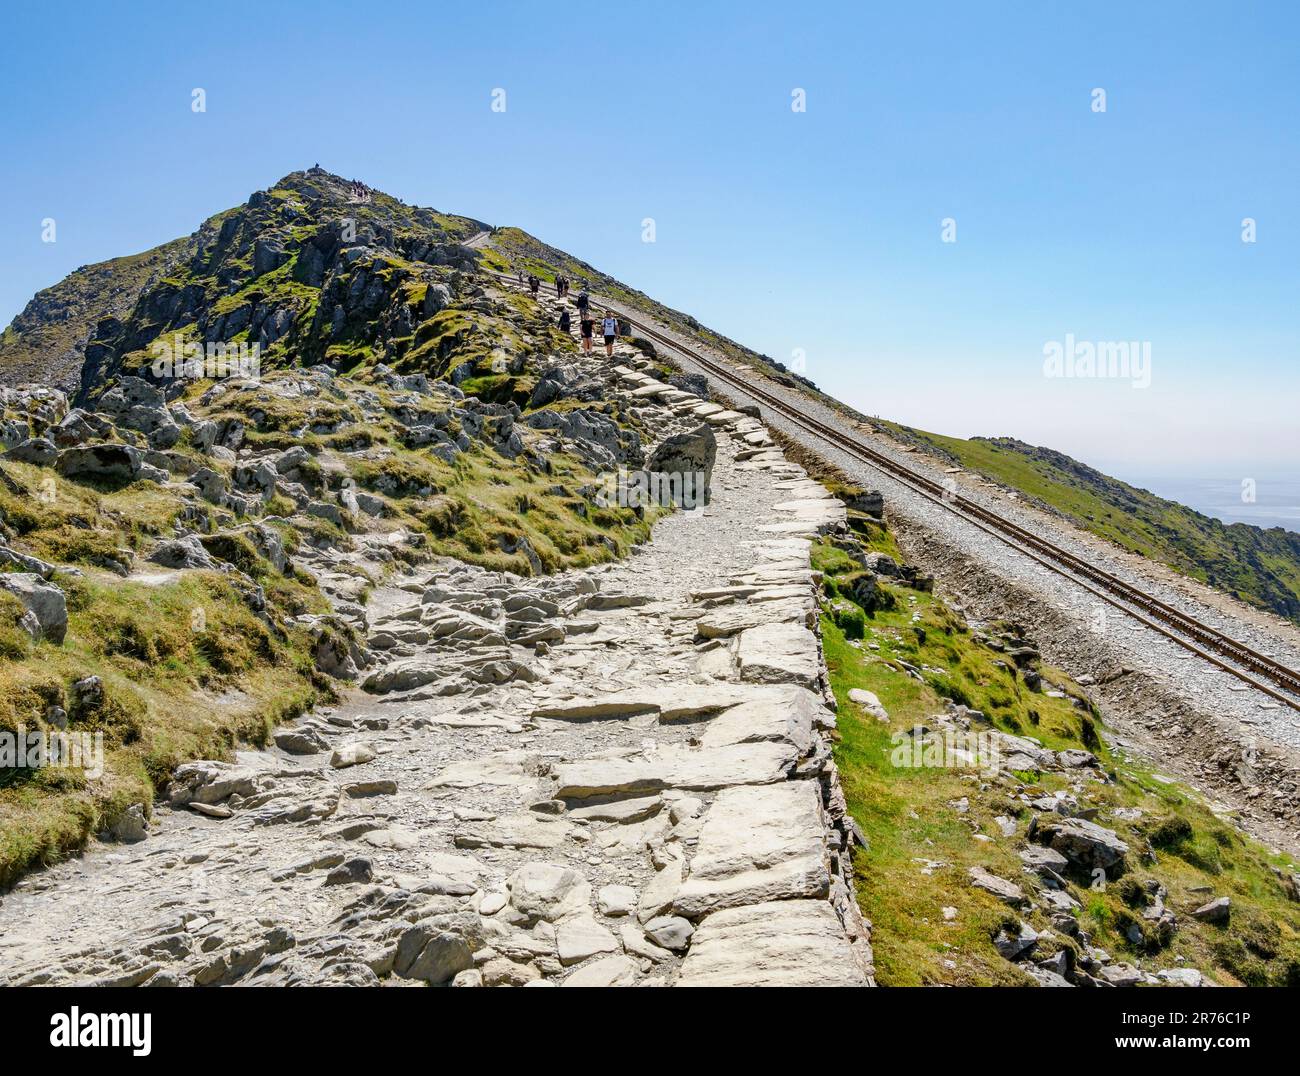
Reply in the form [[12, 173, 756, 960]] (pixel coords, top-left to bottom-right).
[[0, 392, 871, 987]]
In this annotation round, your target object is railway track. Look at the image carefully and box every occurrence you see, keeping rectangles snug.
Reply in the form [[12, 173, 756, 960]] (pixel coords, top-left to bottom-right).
[[484, 267, 1300, 713]]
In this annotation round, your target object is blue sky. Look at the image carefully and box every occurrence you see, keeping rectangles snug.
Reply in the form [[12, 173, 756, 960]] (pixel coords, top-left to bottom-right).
[[1, 0, 1296, 484]]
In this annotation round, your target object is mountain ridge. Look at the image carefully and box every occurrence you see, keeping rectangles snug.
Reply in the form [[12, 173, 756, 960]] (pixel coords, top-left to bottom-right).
[[5, 167, 1300, 626]]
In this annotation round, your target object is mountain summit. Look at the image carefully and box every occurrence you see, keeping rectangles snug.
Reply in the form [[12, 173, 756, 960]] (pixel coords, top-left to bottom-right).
[[1, 168, 491, 400]]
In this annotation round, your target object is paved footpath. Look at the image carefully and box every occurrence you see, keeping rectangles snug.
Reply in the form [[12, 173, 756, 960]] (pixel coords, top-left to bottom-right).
[[0, 354, 872, 988]]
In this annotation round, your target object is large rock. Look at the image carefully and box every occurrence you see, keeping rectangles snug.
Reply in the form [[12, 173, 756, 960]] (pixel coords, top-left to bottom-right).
[[0, 573, 68, 643], [555, 917, 620, 965], [1036, 817, 1129, 873], [55, 443, 154, 484], [645, 424, 716, 507], [506, 863, 591, 923], [967, 865, 1024, 905], [562, 955, 638, 987], [393, 912, 482, 984], [3, 437, 58, 466], [1191, 896, 1230, 924], [677, 900, 868, 987], [148, 535, 218, 571], [672, 782, 830, 917]]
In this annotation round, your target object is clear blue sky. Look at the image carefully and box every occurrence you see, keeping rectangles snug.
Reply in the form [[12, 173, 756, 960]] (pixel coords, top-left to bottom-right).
[[2, 0, 1296, 483]]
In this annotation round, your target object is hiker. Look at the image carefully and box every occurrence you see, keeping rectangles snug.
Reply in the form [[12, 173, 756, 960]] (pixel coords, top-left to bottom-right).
[[579, 313, 595, 354], [558, 309, 571, 334], [602, 311, 618, 357], [576, 290, 590, 317], [529, 274, 540, 297]]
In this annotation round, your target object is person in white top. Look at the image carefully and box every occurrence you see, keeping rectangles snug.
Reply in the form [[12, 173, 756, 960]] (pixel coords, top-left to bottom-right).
[[601, 313, 618, 357]]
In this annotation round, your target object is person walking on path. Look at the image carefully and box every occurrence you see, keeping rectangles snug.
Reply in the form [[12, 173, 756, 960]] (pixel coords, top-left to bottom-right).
[[602, 311, 618, 357], [558, 309, 571, 335], [528, 274, 540, 297], [576, 289, 590, 317], [579, 314, 595, 354]]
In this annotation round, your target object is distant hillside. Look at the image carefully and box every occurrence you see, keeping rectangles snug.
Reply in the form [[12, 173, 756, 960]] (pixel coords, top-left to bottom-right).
[[901, 429, 1300, 624], [0, 238, 193, 394]]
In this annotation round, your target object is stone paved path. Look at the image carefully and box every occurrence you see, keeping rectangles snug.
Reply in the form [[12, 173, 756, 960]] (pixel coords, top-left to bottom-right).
[[0, 346, 871, 988]]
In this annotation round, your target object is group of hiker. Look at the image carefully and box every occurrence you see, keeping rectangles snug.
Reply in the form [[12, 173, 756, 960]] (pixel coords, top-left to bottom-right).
[[512, 267, 620, 357], [553, 292, 619, 356], [520, 272, 579, 300]]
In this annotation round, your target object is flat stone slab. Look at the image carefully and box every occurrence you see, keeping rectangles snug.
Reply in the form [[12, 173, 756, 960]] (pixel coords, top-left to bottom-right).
[[532, 684, 757, 723], [676, 900, 868, 987], [428, 751, 534, 789], [568, 795, 663, 823], [673, 781, 829, 916], [698, 686, 822, 753], [736, 623, 821, 687], [454, 812, 576, 850], [556, 916, 621, 965], [756, 521, 821, 537], [695, 598, 812, 639], [553, 742, 798, 800]]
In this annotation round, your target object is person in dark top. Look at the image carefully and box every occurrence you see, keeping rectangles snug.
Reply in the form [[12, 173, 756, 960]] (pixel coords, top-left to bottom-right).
[[528, 274, 540, 297], [576, 290, 590, 316], [558, 310, 571, 334], [579, 315, 595, 354]]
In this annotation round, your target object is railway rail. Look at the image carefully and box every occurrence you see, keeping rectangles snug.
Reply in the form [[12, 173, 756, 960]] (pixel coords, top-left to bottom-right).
[[485, 266, 1300, 713]]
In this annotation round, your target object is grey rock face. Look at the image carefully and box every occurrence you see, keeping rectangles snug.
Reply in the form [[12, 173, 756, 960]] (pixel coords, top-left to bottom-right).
[[0, 573, 68, 643], [55, 443, 147, 483], [148, 535, 219, 571], [4, 437, 58, 466]]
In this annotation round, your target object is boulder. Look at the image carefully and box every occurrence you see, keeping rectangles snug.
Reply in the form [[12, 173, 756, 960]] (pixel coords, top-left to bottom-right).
[[0, 573, 68, 643], [1036, 817, 1129, 873], [506, 863, 591, 923], [55, 443, 150, 484], [3, 437, 57, 466], [1191, 896, 1230, 924], [645, 424, 716, 507], [968, 865, 1024, 905], [148, 536, 219, 571]]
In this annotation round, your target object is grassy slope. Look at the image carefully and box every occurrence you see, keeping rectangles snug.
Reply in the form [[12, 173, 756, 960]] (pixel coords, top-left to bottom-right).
[[0, 459, 330, 887], [815, 532, 1300, 986], [0, 360, 657, 886], [888, 427, 1300, 624]]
